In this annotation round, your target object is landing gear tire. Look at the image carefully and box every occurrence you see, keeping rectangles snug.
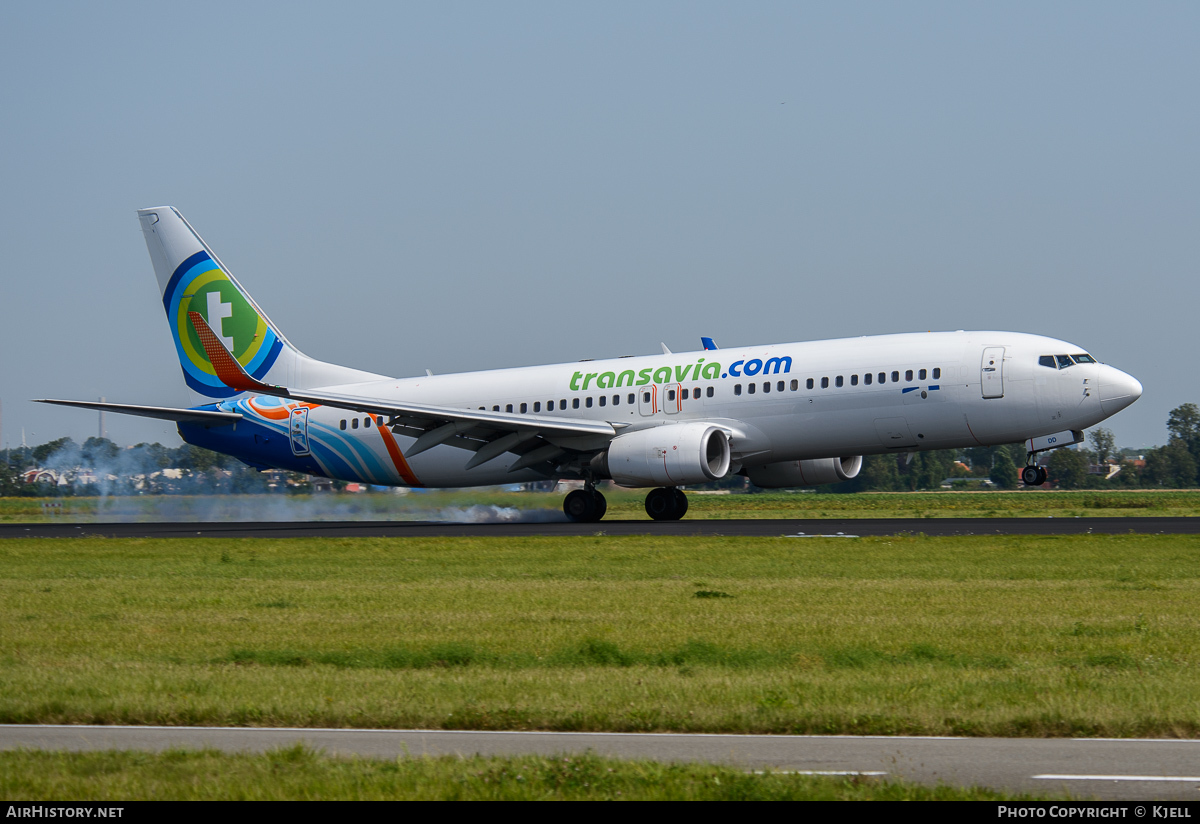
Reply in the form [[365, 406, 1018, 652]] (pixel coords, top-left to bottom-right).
[[564, 489, 607, 523], [593, 491, 608, 521], [1022, 465, 1046, 487], [645, 487, 688, 521], [671, 487, 688, 519]]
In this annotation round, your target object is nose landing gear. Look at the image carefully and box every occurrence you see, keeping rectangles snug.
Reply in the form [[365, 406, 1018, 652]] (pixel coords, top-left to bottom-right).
[[645, 487, 688, 521], [563, 485, 607, 523]]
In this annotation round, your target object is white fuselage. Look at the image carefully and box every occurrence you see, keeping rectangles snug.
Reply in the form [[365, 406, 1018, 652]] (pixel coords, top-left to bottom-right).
[[207, 330, 1142, 488]]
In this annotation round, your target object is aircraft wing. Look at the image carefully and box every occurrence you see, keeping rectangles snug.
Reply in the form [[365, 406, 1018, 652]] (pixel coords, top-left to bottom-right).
[[34, 399, 242, 425], [187, 311, 619, 471]]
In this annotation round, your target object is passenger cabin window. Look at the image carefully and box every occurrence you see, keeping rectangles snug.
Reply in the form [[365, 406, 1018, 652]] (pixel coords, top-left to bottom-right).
[[835, 376, 843, 388], [918, 369, 927, 380], [642, 392, 650, 404], [806, 378, 814, 389], [352, 418, 359, 429], [612, 395, 619, 406], [560, 399, 566, 408], [546, 401, 553, 411], [734, 384, 742, 396], [905, 370, 913, 382], [850, 375, 858, 386], [748, 383, 756, 394], [340, 420, 347, 430], [790, 380, 798, 391], [706, 387, 714, 398], [506, 404, 513, 413], [878, 372, 886, 384], [520, 403, 528, 413], [777, 381, 785, 392], [692, 386, 699, 398], [821, 377, 829, 389], [586, 397, 593, 408], [932, 367, 941, 379], [864, 373, 872, 385], [891, 371, 899, 383], [573, 398, 580, 409], [667, 389, 675, 401], [628, 393, 636, 404], [365, 417, 371, 428], [681, 389, 689, 400], [533, 402, 541, 412], [492, 405, 499, 411], [599, 396, 606, 407], [762, 382, 770, 393]]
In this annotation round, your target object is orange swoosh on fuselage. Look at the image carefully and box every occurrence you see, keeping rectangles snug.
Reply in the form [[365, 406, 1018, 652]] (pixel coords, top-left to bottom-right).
[[376, 419, 423, 487]]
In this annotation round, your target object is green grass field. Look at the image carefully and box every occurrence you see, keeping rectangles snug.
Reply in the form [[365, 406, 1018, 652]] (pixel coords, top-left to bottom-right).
[[2, 533, 1198, 737], [0, 746, 1040, 801], [4, 488, 1200, 523]]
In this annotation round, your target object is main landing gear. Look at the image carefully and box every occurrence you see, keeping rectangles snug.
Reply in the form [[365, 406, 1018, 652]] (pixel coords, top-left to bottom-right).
[[563, 485, 690, 523], [564, 486, 607, 523], [645, 487, 688, 521], [1021, 464, 1048, 487]]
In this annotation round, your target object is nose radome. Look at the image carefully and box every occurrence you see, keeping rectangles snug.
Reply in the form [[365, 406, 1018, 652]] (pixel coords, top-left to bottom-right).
[[1099, 366, 1143, 414]]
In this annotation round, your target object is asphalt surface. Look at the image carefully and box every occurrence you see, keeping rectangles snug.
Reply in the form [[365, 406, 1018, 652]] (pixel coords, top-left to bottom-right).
[[3, 725, 1199, 800], [1, 516, 1198, 539]]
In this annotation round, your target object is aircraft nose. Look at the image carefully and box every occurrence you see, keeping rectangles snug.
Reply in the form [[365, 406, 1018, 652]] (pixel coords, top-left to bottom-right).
[[1098, 365, 1143, 414]]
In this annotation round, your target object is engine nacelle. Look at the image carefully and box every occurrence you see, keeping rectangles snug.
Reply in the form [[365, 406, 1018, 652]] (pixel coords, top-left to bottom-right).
[[745, 456, 863, 488], [597, 423, 732, 487]]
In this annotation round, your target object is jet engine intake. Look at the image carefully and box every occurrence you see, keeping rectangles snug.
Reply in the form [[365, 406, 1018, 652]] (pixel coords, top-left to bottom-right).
[[746, 456, 863, 488], [596, 423, 731, 487]]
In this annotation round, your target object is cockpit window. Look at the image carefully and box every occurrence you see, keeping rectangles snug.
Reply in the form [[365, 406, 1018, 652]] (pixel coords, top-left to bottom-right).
[[1039, 355, 1057, 369], [1055, 355, 1074, 369], [1071, 354, 1096, 364]]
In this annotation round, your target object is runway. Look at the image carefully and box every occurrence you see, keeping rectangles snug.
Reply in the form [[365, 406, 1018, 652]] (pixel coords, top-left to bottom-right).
[[3, 725, 1198, 800], [1, 516, 1198, 539]]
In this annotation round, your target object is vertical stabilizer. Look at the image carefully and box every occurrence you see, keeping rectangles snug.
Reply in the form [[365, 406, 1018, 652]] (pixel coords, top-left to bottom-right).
[[137, 207, 386, 399]]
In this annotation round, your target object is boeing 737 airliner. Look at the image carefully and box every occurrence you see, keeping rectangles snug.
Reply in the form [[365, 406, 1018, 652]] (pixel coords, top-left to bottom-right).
[[39, 207, 1143, 521]]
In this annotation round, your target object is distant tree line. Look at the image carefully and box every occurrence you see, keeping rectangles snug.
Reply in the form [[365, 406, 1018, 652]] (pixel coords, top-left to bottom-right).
[[736, 402, 1200, 493], [0, 437, 277, 497], [3, 403, 1199, 495]]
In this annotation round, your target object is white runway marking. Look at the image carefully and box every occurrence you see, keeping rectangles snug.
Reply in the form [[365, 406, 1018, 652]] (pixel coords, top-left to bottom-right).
[[750, 770, 887, 777], [1034, 774, 1200, 783], [784, 533, 860, 538]]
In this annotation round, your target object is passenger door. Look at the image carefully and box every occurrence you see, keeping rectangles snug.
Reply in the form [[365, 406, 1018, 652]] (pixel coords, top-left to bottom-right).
[[981, 347, 1005, 399], [288, 406, 311, 456]]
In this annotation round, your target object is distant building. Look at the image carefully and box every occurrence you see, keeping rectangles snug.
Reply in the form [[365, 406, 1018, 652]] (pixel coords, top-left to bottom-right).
[[1088, 462, 1123, 480], [20, 468, 60, 485]]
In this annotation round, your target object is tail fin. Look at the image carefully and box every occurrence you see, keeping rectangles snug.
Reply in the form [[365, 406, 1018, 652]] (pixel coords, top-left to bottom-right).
[[138, 207, 385, 398]]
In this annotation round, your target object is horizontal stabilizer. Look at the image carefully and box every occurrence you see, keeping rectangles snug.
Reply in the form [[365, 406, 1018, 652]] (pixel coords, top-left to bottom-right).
[[35, 399, 242, 425]]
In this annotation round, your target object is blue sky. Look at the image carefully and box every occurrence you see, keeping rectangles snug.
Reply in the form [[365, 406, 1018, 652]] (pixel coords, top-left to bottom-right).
[[1, 2, 1196, 450]]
